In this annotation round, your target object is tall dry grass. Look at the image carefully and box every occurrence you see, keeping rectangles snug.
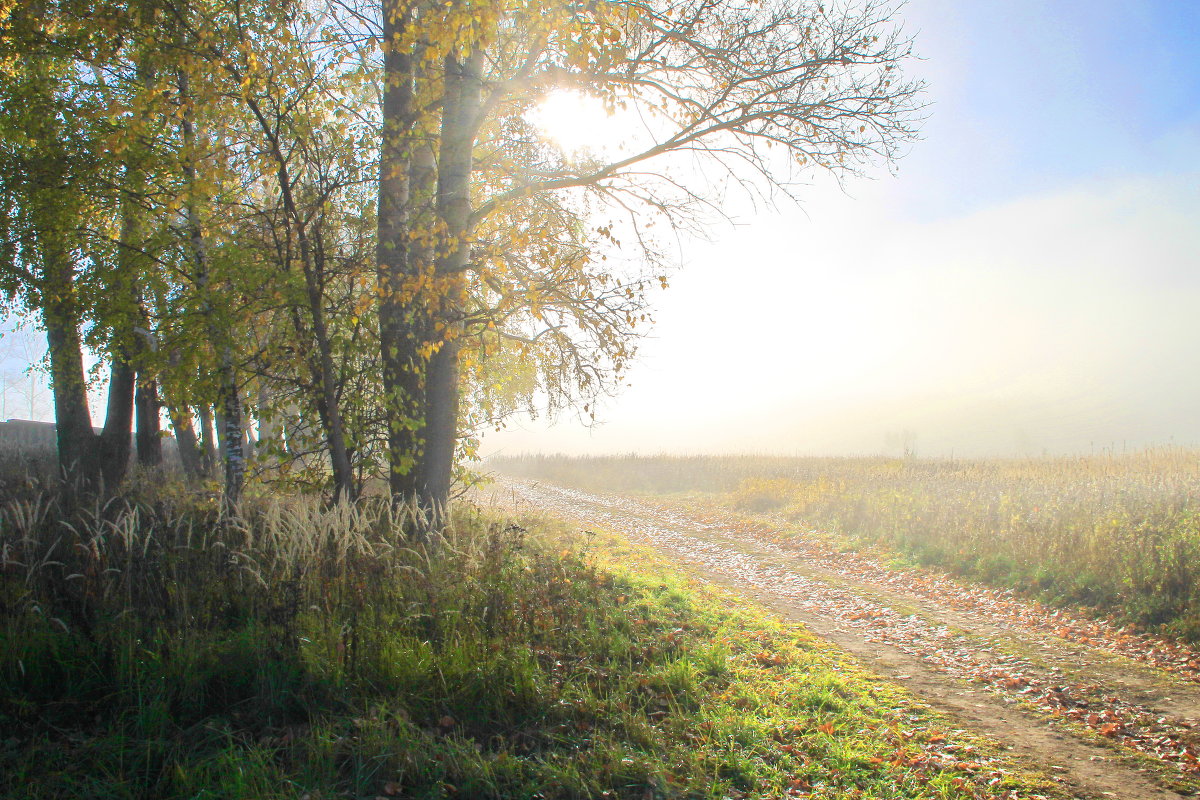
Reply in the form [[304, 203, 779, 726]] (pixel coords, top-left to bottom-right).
[[492, 450, 1200, 638], [1, 461, 1083, 799], [0, 473, 613, 797]]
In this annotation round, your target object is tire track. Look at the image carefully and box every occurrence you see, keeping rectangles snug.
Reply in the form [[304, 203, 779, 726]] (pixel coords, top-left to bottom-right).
[[491, 478, 1200, 800]]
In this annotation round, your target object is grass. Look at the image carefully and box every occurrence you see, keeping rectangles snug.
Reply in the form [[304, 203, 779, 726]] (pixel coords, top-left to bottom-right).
[[0, 470, 1062, 799], [490, 450, 1200, 641]]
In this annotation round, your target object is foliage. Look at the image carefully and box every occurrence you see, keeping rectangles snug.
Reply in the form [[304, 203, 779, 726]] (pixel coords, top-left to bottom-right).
[[0, 0, 925, 509]]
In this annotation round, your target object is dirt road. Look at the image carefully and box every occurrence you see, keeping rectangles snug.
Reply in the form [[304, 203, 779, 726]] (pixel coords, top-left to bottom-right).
[[490, 478, 1200, 800]]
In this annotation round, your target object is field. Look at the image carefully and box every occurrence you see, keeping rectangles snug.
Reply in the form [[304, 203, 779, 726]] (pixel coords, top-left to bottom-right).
[[0, 470, 1058, 799], [491, 450, 1200, 640]]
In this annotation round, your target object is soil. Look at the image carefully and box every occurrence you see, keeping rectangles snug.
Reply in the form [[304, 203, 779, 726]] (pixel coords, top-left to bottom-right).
[[488, 478, 1200, 800]]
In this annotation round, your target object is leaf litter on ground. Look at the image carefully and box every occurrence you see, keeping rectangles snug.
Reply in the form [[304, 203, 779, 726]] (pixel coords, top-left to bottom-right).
[[499, 479, 1200, 790]]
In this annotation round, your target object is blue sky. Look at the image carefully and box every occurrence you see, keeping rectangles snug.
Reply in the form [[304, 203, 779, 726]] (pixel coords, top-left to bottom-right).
[[899, 0, 1200, 214], [489, 0, 1200, 457]]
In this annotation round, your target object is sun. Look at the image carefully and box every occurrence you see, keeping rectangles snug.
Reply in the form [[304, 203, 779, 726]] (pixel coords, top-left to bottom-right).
[[528, 90, 635, 157]]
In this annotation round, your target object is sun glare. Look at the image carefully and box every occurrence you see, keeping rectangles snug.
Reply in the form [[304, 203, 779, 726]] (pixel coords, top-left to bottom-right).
[[529, 90, 631, 156]]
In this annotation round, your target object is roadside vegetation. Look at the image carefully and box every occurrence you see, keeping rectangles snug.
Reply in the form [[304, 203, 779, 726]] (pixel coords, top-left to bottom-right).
[[0, 467, 1060, 799], [491, 450, 1200, 641]]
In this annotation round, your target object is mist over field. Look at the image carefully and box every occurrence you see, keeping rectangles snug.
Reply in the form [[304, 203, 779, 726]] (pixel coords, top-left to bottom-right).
[[484, 0, 1200, 459], [483, 174, 1200, 458]]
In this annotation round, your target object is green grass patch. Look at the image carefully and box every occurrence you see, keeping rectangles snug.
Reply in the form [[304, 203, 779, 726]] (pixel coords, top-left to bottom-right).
[[1, 486, 1060, 799]]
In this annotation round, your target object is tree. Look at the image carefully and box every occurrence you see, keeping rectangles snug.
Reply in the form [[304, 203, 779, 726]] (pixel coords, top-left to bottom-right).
[[375, 0, 923, 520], [94, 0, 392, 505], [0, 0, 922, 515], [0, 0, 158, 488], [0, 323, 51, 420]]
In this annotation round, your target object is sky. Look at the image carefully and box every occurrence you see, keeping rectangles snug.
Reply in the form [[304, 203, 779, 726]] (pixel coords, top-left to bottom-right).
[[486, 0, 1200, 458], [2, 1, 1197, 458]]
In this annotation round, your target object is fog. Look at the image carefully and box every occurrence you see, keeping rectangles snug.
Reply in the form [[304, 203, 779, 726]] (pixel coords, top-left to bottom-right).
[[483, 172, 1200, 458], [483, 0, 1200, 459]]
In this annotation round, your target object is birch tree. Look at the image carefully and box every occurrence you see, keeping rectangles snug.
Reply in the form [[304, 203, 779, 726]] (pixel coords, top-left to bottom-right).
[[375, 0, 923, 521]]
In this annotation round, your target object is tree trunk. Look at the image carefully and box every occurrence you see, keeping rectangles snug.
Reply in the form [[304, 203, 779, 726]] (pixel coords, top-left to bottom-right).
[[135, 376, 163, 466], [96, 356, 135, 489], [416, 48, 484, 521], [218, 381, 244, 504], [43, 287, 96, 482], [168, 404, 204, 481], [44, 322, 96, 482], [283, 401, 304, 457], [305, 241, 354, 501], [376, 0, 422, 505], [264, 148, 355, 500], [95, 186, 150, 489], [95, 52, 156, 488], [244, 415, 257, 458], [25, 39, 97, 486], [179, 67, 244, 508], [198, 403, 217, 473], [41, 236, 97, 484], [257, 381, 278, 458]]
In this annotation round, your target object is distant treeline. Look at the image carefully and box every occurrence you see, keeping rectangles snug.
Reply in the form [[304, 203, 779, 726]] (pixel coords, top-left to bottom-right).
[[0, 419, 57, 451], [0, 419, 179, 462]]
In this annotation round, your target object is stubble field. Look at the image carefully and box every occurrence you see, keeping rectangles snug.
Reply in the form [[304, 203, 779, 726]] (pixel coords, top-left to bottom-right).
[[490, 449, 1200, 640]]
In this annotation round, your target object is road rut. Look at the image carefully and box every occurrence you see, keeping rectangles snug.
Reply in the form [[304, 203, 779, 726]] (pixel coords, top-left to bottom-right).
[[491, 478, 1200, 800]]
